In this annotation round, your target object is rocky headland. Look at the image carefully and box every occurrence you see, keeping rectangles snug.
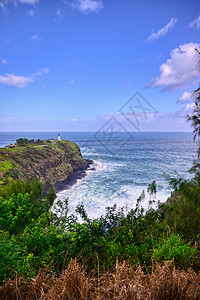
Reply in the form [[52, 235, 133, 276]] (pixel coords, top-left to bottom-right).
[[0, 139, 94, 193]]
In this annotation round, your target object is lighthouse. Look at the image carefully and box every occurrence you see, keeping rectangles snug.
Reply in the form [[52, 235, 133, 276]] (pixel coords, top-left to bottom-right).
[[58, 133, 61, 141]]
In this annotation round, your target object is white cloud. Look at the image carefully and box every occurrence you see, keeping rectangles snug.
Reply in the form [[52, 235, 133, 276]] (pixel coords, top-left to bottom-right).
[[147, 18, 177, 42], [53, 8, 64, 22], [33, 67, 49, 77], [0, 74, 33, 88], [177, 91, 193, 103], [56, 8, 62, 17], [189, 15, 200, 31], [0, 2, 5, 10], [96, 109, 193, 132], [30, 34, 41, 41], [26, 9, 34, 16], [149, 42, 200, 90], [185, 102, 195, 110], [56, 8, 63, 18], [2, 59, 7, 64], [0, 67, 49, 88], [71, 0, 103, 13], [0, 109, 193, 132], [18, 0, 39, 4], [0, 0, 39, 12], [175, 102, 195, 118]]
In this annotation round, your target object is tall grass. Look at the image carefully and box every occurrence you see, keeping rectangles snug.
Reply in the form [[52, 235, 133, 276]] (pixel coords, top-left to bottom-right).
[[0, 259, 199, 300]]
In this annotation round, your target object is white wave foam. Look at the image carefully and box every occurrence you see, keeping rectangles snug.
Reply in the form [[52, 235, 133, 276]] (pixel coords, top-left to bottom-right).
[[55, 147, 171, 219], [107, 184, 170, 212], [56, 160, 106, 200], [55, 177, 171, 220]]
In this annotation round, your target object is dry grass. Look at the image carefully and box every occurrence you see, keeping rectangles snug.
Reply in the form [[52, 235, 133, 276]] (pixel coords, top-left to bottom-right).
[[0, 259, 199, 300]]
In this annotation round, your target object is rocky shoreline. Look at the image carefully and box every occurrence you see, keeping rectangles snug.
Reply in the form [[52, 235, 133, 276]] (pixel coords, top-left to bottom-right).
[[54, 159, 95, 193]]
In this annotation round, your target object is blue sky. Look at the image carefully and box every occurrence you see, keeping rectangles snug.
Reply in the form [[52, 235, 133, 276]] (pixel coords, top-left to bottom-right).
[[0, 0, 200, 131]]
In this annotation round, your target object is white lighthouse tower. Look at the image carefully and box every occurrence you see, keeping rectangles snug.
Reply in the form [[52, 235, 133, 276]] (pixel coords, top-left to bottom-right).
[[58, 133, 61, 141]]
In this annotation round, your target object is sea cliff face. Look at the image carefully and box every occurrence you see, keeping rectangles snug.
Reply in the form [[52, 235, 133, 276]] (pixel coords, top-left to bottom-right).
[[0, 140, 92, 192]]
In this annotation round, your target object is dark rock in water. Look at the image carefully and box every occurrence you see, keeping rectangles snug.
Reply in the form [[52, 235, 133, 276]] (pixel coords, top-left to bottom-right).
[[85, 159, 94, 168], [86, 159, 96, 171], [89, 167, 96, 171]]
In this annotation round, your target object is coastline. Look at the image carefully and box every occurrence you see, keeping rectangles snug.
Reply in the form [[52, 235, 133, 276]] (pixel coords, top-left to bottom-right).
[[0, 133, 195, 217]]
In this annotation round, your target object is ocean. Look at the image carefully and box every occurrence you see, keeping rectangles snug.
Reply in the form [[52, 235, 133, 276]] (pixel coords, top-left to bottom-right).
[[0, 131, 197, 218]]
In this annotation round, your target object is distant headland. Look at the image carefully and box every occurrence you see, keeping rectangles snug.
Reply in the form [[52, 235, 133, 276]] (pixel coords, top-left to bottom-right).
[[0, 135, 94, 194]]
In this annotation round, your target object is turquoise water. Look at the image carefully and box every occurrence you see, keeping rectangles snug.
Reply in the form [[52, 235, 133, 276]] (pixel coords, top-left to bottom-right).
[[0, 132, 197, 218]]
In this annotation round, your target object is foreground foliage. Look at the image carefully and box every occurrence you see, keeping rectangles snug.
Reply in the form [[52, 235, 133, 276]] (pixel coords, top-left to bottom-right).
[[0, 177, 199, 283]]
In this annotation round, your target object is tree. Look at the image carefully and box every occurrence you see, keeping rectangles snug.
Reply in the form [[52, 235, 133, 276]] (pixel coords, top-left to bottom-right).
[[16, 138, 29, 146], [162, 48, 200, 239], [187, 48, 200, 157], [147, 180, 157, 210], [186, 48, 200, 182]]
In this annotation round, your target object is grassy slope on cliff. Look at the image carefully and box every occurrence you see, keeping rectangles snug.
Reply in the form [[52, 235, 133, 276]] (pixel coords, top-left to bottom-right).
[[0, 140, 88, 191]]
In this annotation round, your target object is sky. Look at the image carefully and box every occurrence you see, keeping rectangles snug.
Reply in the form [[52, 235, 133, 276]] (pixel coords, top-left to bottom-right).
[[0, 0, 200, 132]]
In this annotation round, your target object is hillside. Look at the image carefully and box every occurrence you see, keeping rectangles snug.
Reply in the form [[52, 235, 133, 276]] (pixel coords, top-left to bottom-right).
[[0, 139, 92, 193]]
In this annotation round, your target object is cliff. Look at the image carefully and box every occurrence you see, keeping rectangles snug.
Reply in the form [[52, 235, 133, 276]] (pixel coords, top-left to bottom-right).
[[0, 140, 92, 193]]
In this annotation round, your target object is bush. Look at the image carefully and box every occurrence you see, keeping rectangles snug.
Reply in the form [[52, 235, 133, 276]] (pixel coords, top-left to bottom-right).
[[0, 193, 51, 235], [16, 138, 43, 146], [152, 234, 197, 269]]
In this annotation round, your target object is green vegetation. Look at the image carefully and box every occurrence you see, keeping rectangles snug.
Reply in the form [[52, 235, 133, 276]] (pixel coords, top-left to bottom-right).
[[0, 160, 13, 174]]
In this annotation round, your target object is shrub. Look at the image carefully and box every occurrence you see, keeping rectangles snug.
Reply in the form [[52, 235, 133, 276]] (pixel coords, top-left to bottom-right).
[[152, 234, 197, 269]]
